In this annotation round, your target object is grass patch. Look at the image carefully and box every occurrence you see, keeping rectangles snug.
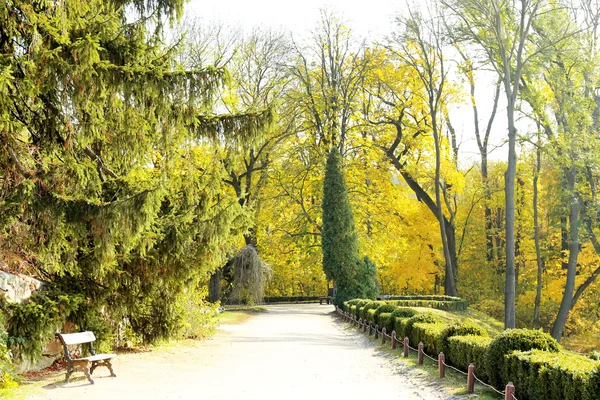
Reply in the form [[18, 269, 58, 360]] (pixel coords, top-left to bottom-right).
[[218, 307, 267, 325], [0, 380, 44, 400]]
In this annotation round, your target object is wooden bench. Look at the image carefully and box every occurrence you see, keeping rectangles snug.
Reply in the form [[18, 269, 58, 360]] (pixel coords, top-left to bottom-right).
[[55, 331, 117, 384], [319, 296, 333, 305]]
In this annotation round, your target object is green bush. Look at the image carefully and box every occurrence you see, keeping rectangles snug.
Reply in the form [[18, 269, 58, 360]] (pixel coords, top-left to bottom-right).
[[379, 313, 392, 333], [387, 296, 468, 311], [393, 317, 411, 339], [178, 288, 219, 339], [366, 309, 377, 324], [350, 305, 357, 316], [353, 300, 370, 317], [505, 350, 600, 400], [388, 295, 464, 302], [390, 307, 417, 320], [411, 322, 446, 355], [361, 301, 385, 320], [263, 296, 321, 303], [589, 350, 600, 361], [485, 329, 560, 388], [446, 335, 492, 381], [404, 313, 440, 343], [0, 306, 16, 389], [373, 304, 398, 325], [474, 299, 504, 321], [436, 322, 487, 355], [358, 307, 366, 319], [343, 298, 363, 312]]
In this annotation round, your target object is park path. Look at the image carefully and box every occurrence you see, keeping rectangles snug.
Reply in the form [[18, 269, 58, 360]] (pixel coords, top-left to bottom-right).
[[29, 304, 449, 400]]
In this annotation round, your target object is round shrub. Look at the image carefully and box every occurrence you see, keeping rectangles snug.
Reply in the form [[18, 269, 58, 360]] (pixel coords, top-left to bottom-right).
[[485, 328, 560, 388], [589, 350, 600, 361], [354, 300, 370, 317], [361, 301, 385, 321], [390, 307, 417, 320], [436, 322, 487, 355], [404, 313, 440, 342], [373, 304, 398, 326]]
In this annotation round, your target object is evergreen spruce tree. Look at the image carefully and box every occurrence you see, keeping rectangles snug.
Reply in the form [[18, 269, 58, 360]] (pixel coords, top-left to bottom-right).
[[0, 0, 271, 352], [321, 148, 378, 305]]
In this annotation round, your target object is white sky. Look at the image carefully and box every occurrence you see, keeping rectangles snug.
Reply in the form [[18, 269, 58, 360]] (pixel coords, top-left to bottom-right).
[[185, 0, 399, 41], [183, 0, 514, 165]]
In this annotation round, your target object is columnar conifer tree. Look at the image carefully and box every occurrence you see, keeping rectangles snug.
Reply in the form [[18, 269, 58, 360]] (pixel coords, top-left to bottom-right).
[[322, 147, 377, 305]]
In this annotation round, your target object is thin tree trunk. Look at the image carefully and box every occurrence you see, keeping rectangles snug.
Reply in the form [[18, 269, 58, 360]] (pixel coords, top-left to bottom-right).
[[504, 103, 517, 329], [551, 166, 580, 341], [209, 269, 221, 303], [432, 110, 458, 296], [533, 142, 543, 329]]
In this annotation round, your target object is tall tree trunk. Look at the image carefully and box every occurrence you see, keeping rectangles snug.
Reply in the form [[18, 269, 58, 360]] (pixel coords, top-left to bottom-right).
[[445, 218, 458, 282], [533, 143, 543, 329], [482, 155, 495, 263], [432, 110, 458, 296], [392, 162, 459, 295], [209, 269, 221, 303], [504, 104, 517, 329], [551, 167, 580, 341]]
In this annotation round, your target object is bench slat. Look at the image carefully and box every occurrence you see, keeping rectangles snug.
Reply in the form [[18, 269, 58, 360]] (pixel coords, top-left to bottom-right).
[[59, 331, 96, 345], [80, 354, 117, 362]]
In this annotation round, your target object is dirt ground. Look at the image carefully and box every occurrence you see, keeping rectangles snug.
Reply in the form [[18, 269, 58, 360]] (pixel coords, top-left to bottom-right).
[[25, 304, 453, 400]]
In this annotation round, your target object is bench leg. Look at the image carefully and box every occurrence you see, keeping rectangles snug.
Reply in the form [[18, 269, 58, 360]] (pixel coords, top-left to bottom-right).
[[82, 365, 95, 385], [91, 360, 117, 378], [65, 365, 74, 383], [107, 360, 117, 377]]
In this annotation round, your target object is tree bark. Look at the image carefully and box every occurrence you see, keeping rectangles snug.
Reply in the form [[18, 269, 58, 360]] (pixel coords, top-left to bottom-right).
[[533, 143, 543, 329], [551, 166, 580, 341], [209, 269, 221, 303], [504, 103, 517, 329]]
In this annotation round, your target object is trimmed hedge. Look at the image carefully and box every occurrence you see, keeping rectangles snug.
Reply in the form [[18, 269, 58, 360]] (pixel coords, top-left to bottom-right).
[[436, 322, 487, 355], [387, 295, 465, 301], [379, 313, 392, 333], [263, 296, 320, 303], [366, 309, 377, 324], [506, 350, 600, 400], [446, 335, 493, 381], [485, 329, 560, 388], [387, 299, 468, 311], [342, 297, 600, 400], [390, 307, 417, 320], [353, 300, 370, 317], [393, 317, 410, 338], [361, 301, 385, 320], [374, 304, 398, 325], [404, 313, 440, 342], [411, 322, 446, 355]]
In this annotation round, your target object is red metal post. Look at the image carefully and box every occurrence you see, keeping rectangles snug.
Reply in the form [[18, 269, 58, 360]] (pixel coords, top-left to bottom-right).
[[505, 382, 515, 400], [382, 327, 386, 344], [467, 363, 475, 394], [403, 337, 409, 358], [438, 352, 445, 378], [391, 331, 397, 350], [418, 342, 424, 365]]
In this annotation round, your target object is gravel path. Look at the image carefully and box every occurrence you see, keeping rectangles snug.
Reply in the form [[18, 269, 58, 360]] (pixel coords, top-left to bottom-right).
[[29, 304, 449, 400]]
